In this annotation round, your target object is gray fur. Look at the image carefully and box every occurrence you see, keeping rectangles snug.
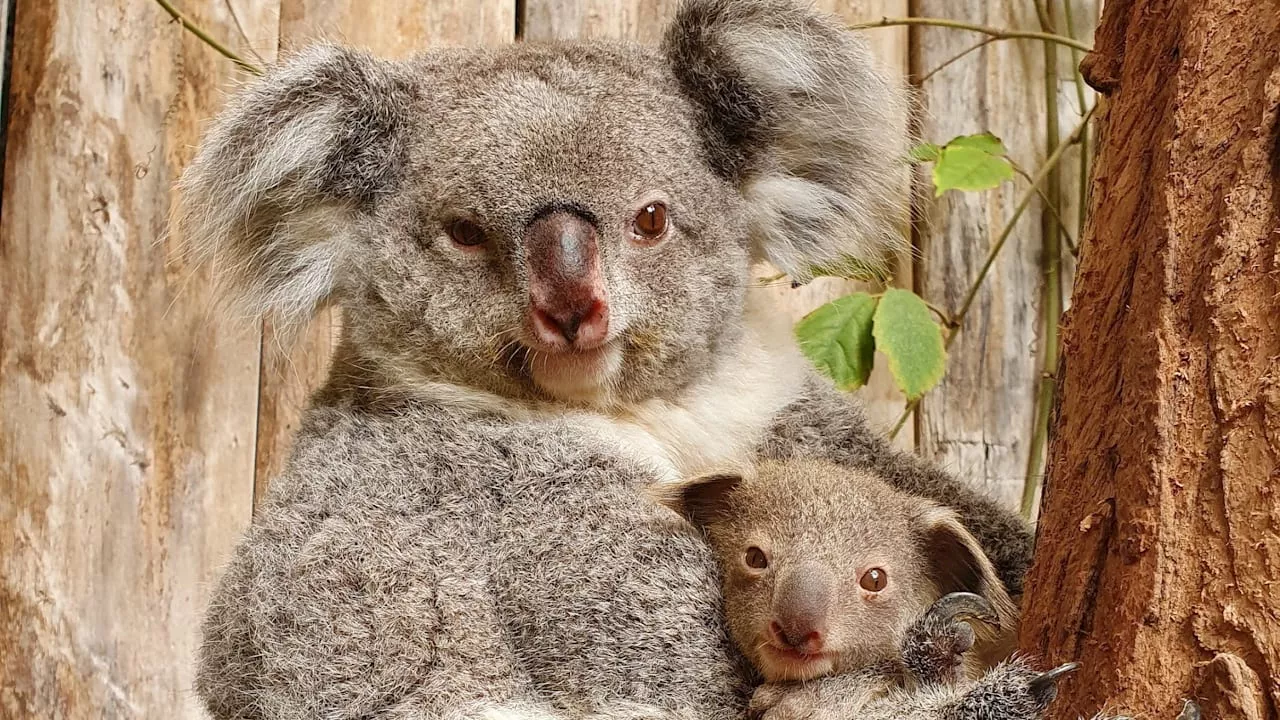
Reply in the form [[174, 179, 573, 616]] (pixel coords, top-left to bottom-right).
[[183, 1, 1030, 718], [657, 459, 1047, 720]]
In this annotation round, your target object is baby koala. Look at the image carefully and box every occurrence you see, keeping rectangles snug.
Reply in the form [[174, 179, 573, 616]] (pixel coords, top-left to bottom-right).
[[655, 458, 1074, 720]]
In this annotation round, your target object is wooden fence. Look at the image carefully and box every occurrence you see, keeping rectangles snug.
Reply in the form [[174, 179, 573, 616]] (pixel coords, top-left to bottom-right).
[[0, 1, 1095, 717]]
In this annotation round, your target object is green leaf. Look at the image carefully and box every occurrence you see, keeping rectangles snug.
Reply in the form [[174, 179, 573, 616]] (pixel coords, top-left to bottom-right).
[[872, 289, 946, 400], [909, 142, 943, 163], [808, 256, 892, 283], [946, 132, 1008, 156], [932, 145, 1014, 196], [795, 293, 879, 391]]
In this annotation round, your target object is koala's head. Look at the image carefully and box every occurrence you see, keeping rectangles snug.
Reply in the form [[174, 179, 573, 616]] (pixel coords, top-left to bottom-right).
[[179, 0, 909, 407], [655, 459, 1015, 682]]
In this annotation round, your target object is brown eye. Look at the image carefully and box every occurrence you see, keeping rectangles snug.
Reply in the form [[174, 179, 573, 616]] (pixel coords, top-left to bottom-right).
[[859, 567, 887, 592], [448, 219, 487, 247], [744, 546, 769, 570], [632, 202, 668, 242]]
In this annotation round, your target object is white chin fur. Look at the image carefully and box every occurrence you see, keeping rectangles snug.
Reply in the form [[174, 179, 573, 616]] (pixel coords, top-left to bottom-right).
[[530, 342, 624, 404]]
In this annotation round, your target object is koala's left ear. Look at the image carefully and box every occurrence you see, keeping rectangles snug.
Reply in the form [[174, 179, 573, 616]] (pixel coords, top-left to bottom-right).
[[917, 506, 1019, 628], [663, 0, 911, 279], [649, 472, 744, 529]]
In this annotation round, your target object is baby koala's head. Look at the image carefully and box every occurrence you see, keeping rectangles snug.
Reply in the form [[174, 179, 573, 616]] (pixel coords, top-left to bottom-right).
[[655, 459, 1015, 682]]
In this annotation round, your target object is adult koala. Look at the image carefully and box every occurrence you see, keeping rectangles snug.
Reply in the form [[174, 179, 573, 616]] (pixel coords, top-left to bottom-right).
[[182, 1, 1035, 718]]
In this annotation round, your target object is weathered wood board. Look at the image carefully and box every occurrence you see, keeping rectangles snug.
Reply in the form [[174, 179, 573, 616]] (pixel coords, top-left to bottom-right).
[[911, 0, 1098, 509], [0, 1, 273, 717]]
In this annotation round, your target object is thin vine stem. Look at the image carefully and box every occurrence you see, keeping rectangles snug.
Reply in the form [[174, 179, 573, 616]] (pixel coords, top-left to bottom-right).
[[1062, 0, 1092, 238], [917, 37, 997, 83], [1009, 162, 1077, 250], [887, 106, 1095, 441], [152, 0, 263, 75], [851, 17, 1093, 53], [1022, 0, 1064, 519]]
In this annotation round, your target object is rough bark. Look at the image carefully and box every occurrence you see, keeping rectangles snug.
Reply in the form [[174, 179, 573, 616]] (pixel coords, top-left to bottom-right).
[[1019, 1, 1280, 719]]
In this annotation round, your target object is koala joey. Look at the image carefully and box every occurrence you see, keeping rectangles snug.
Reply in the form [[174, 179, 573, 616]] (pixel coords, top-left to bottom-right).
[[655, 459, 1073, 720], [179, 1, 1036, 718]]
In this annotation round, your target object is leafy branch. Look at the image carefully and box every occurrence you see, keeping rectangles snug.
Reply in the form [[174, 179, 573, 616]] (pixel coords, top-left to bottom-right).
[[882, 107, 1095, 440], [850, 17, 1092, 53]]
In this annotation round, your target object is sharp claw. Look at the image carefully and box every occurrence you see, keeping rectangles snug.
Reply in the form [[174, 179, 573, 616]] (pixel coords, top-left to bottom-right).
[[1028, 662, 1080, 697], [1176, 700, 1201, 720], [927, 591, 999, 627]]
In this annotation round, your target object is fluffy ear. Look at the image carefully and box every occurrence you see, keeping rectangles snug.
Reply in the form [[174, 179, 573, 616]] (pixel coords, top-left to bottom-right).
[[663, 0, 912, 279], [917, 506, 1019, 628], [649, 473, 744, 529], [177, 45, 415, 335]]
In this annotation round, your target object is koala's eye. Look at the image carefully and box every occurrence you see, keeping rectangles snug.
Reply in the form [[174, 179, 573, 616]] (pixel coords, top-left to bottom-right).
[[859, 567, 888, 592], [744, 546, 769, 570], [632, 202, 668, 243], [447, 219, 487, 247]]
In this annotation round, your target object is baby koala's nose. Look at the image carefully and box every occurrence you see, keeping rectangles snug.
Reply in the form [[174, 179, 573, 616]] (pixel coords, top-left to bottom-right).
[[769, 618, 826, 654]]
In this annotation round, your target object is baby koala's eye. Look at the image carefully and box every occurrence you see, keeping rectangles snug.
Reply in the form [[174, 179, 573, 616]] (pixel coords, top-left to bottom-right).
[[744, 546, 769, 570], [447, 219, 488, 247], [859, 567, 888, 592], [631, 202, 669, 244]]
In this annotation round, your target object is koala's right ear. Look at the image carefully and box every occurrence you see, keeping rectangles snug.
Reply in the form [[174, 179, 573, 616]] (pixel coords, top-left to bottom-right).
[[649, 473, 743, 529], [177, 45, 415, 335], [663, 0, 911, 280]]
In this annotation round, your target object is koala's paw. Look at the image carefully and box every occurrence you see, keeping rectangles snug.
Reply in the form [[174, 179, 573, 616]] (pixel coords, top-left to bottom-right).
[[902, 592, 998, 685], [748, 683, 812, 720], [949, 660, 1078, 720]]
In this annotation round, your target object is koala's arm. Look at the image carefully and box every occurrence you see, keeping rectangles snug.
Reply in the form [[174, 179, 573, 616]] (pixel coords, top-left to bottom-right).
[[751, 662, 1056, 720], [759, 375, 1033, 594]]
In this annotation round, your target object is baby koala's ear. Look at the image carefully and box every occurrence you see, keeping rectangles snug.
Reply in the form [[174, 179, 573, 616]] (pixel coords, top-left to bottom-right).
[[649, 473, 743, 529], [917, 506, 1019, 627]]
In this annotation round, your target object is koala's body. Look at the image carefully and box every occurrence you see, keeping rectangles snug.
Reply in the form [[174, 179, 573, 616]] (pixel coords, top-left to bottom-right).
[[181, 1, 1037, 718], [657, 459, 1062, 720]]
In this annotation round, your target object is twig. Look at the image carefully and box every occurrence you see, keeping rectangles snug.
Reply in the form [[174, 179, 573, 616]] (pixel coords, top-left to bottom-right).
[[851, 17, 1093, 53], [222, 0, 266, 66], [917, 37, 997, 83], [152, 0, 263, 75], [887, 108, 1096, 441], [1009, 161, 1077, 251]]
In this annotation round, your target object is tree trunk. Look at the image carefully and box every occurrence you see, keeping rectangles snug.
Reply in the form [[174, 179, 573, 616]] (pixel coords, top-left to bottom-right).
[[1018, 1, 1280, 719]]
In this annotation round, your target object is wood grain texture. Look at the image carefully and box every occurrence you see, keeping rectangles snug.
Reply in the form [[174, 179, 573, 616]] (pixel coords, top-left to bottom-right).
[[1021, 1, 1280, 716], [911, 0, 1096, 508], [0, 1, 275, 717], [521, 0, 914, 447], [252, 0, 517, 506]]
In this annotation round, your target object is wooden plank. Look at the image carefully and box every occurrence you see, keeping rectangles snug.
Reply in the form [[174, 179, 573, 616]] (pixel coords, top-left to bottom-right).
[[0, 1, 277, 717], [252, 0, 518, 506], [911, 1, 1097, 509], [521, 0, 913, 448]]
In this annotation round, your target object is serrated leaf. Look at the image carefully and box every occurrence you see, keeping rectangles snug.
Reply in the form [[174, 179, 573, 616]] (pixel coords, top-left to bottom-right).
[[872, 289, 946, 400], [795, 293, 879, 391], [909, 142, 943, 163], [808, 256, 892, 283], [946, 132, 1008, 156], [932, 145, 1014, 196]]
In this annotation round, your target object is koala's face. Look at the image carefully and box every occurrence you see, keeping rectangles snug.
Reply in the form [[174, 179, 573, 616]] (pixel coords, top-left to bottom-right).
[[658, 460, 1012, 683], [710, 472, 937, 681], [180, 0, 910, 407], [353, 47, 749, 404]]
